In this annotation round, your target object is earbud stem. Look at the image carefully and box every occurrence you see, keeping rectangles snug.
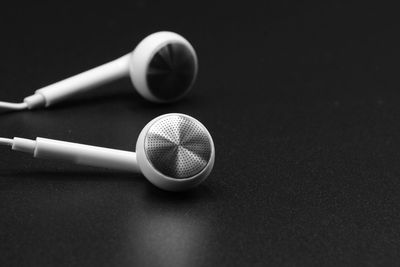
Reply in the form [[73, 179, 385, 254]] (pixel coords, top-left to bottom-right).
[[11, 137, 139, 172], [24, 54, 132, 109]]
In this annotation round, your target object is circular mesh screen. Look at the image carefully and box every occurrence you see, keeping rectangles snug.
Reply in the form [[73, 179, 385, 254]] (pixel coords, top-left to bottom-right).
[[144, 115, 212, 179]]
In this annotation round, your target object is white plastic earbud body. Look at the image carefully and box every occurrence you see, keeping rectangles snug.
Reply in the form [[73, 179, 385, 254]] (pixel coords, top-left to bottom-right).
[[0, 114, 214, 192], [1, 32, 198, 111]]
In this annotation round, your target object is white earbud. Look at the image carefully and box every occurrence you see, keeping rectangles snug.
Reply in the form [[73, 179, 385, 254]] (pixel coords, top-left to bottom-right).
[[0, 32, 198, 111], [0, 114, 215, 191]]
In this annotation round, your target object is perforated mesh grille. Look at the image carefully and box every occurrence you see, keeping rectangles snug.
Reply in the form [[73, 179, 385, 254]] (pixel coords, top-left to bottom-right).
[[144, 115, 212, 179]]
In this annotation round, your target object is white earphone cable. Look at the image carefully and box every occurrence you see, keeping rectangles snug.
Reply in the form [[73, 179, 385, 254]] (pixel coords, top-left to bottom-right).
[[0, 136, 139, 172], [0, 137, 14, 146], [0, 101, 28, 110]]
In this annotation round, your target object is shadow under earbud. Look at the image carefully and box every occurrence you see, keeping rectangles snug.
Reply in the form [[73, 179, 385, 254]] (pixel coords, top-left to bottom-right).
[[142, 181, 217, 204], [131, 91, 207, 113]]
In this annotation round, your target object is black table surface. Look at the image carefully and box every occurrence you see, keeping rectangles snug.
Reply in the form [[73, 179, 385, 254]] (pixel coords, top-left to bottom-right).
[[1, 1, 400, 266]]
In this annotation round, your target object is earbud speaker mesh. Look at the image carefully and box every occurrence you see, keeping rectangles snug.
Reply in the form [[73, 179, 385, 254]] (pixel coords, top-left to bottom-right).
[[144, 115, 212, 179]]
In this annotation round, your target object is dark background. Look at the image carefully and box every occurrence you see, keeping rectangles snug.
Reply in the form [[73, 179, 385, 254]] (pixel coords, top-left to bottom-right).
[[1, 1, 400, 266]]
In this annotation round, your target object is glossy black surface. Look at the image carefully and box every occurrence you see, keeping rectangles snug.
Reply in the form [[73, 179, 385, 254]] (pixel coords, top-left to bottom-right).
[[147, 42, 196, 101], [1, 1, 400, 266]]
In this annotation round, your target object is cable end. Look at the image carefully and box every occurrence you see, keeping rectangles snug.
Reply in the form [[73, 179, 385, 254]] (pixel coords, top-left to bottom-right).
[[0, 93, 46, 113], [23, 94, 46, 109]]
